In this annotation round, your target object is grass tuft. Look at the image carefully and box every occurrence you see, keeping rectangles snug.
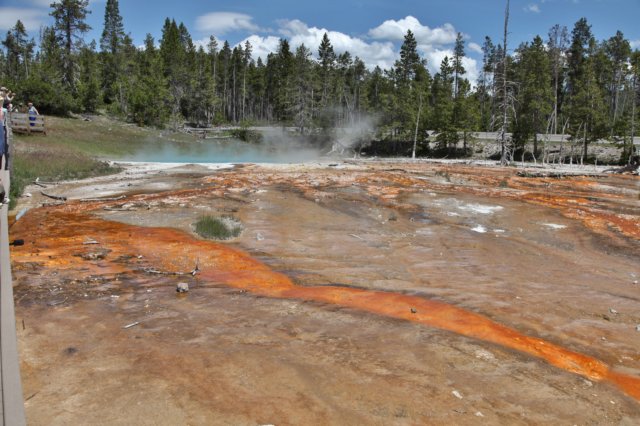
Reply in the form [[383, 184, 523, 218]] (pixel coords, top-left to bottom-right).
[[194, 215, 243, 240], [9, 145, 120, 209]]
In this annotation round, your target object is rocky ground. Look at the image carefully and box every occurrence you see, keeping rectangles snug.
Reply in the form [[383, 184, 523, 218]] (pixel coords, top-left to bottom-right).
[[9, 159, 640, 425]]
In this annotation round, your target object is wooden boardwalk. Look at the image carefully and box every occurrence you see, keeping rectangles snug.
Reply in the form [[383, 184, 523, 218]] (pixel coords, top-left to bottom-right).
[[0, 127, 27, 425], [9, 113, 46, 136]]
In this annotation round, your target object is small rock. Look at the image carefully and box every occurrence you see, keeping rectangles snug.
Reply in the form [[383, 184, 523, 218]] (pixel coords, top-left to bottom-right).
[[452, 390, 463, 399], [475, 411, 484, 417], [609, 308, 618, 315], [474, 349, 496, 361], [256, 233, 264, 241], [410, 308, 417, 314], [25, 192, 32, 197], [176, 282, 189, 293], [635, 324, 640, 332], [633, 280, 638, 285], [81, 252, 107, 261], [583, 379, 593, 387]]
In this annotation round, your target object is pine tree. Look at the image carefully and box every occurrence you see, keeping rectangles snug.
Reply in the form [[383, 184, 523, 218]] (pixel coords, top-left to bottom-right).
[[19, 26, 73, 114], [159, 19, 188, 125], [292, 44, 313, 133], [318, 32, 335, 106], [513, 36, 552, 158], [78, 40, 101, 112], [100, 0, 125, 54], [432, 57, 456, 154], [99, 0, 125, 106], [478, 36, 496, 131], [451, 32, 467, 143], [392, 30, 428, 141], [50, 0, 91, 94], [452, 32, 466, 100], [129, 34, 169, 126], [2, 20, 35, 82], [396, 30, 420, 83], [603, 31, 631, 135], [273, 39, 294, 122], [566, 18, 607, 162]]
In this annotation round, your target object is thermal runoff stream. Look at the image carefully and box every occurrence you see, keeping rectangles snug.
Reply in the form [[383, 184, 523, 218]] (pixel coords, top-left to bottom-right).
[[11, 162, 640, 423]]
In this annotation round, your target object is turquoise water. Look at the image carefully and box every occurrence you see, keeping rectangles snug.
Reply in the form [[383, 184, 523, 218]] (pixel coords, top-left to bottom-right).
[[122, 138, 324, 164]]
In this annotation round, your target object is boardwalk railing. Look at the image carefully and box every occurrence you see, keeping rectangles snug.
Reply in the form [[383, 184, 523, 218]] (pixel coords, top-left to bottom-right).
[[0, 123, 27, 425], [9, 113, 46, 136]]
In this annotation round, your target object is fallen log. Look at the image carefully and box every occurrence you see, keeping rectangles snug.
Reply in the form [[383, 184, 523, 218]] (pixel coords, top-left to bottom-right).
[[41, 191, 67, 201], [516, 170, 605, 178], [103, 207, 136, 212], [603, 157, 639, 174], [80, 195, 126, 202], [142, 260, 199, 277]]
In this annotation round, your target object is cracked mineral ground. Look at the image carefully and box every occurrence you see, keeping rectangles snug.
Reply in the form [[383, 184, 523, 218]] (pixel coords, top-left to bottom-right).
[[10, 160, 640, 425]]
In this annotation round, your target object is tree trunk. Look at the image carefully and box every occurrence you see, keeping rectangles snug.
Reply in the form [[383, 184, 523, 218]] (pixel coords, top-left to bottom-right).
[[412, 94, 423, 159], [582, 122, 588, 165], [630, 75, 637, 163], [500, 0, 510, 165]]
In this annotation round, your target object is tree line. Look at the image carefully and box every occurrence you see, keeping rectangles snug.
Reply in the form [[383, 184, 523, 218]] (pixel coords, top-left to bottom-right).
[[1, 0, 639, 162]]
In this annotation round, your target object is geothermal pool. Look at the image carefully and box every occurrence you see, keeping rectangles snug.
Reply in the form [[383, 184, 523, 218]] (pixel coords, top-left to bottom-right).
[[124, 136, 325, 164]]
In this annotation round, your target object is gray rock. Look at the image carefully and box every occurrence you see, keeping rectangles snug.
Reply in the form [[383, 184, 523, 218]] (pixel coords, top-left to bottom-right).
[[176, 282, 189, 293]]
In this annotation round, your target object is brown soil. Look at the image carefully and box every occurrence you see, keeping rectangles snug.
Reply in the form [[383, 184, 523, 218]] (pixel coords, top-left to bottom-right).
[[10, 160, 640, 425]]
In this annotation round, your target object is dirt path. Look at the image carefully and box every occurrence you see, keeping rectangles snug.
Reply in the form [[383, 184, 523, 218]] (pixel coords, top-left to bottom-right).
[[10, 160, 640, 425]]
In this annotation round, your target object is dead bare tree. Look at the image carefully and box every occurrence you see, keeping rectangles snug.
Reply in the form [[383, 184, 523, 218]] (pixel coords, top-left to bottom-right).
[[412, 93, 423, 159], [630, 71, 637, 163], [548, 25, 569, 135], [497, 0, 517, 165]]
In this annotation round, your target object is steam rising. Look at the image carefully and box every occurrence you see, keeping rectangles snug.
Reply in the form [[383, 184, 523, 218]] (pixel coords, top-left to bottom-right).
[[327, 115, 378, 157], [124, 119, 378, 164]]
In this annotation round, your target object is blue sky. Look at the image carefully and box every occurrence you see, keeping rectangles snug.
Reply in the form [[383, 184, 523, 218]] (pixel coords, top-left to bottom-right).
[[2, 0, 640, 84]]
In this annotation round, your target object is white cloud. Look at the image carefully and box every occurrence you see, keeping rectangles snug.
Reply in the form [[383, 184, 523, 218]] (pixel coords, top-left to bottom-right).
[[220, 15, 480, 86], [369, 16, 458, 46], [27, 0, 104, 6], [195, 12, 260, 35], [525, 3, 541, 13], [364, 15, 481, 84], [238, 19, 397, 70], [426, 49, 479, 88], [468, 42, 483, 54], [631, 39, 640, 50], [238, 35, 281, 60], [27, 0, 54, 6], [0, 7, 48, 31]]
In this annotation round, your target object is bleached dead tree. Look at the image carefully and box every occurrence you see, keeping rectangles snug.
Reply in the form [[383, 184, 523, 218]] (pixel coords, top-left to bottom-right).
[[412, 93, 423, 159], [496, 0, 517, 165]]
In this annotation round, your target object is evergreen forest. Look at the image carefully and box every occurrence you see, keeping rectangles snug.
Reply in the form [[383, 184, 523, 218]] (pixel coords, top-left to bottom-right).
[[2, 0, 639, 162]]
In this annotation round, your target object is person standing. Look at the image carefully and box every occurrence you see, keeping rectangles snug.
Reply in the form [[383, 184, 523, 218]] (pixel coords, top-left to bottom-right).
[[28, 102, 39, 127], [0, 94, 6, 170]]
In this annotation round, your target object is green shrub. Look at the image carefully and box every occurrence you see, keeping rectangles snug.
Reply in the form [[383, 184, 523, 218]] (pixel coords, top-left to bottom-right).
[[194, 215, 242, 240]]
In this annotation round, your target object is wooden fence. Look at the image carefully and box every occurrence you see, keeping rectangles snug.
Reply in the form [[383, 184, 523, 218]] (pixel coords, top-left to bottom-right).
[[9, 113, 46, 136], [0, 163, 27, 425]]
